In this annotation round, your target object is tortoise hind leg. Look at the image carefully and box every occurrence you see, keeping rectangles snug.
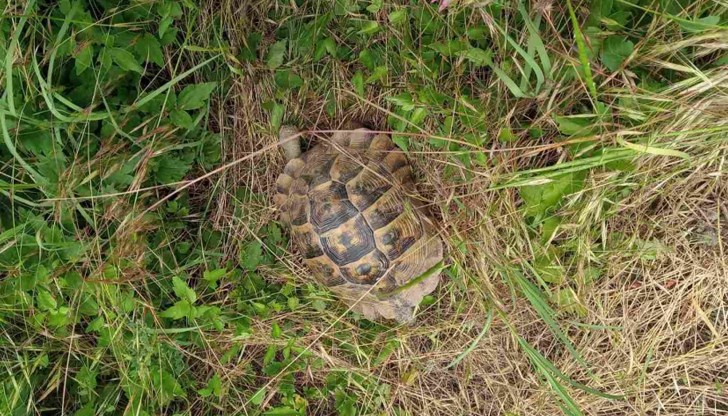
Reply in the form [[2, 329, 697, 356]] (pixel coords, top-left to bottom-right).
[[280, 126, 302, 161]]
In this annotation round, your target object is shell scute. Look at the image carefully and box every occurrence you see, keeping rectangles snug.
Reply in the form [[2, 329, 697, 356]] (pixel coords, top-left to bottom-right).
[[319, 215, 376, 265]]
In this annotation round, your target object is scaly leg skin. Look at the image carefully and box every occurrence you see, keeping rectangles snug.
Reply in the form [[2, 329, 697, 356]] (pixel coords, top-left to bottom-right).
[[280, 126, 302, 161]]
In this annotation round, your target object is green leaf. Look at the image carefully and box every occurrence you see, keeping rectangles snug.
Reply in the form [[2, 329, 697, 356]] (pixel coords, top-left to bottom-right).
[[203, 268, 226, 289], [358, 21, 380, 35], [250, 387, 266, 406], [533, 252, 565, 284], [431, 40, 470, 57], [388, 9, 407, 24], [386, 93, 415, 111], [552, 287, 588, 317], [266, 40, 287, 70], [314, 37, 337, 61], [263, 408, 298, 416], [36, 290, 57, 311], [135, 33, 164, 66], [109, 47, 144, 73], [240, 240, 264, 271], [498, 126, 517, 143], [172, 276, 197, 303], [170, 109, 194, 130], [76, 365, 97, 393], [160, 300, 193, 320], [270, 102, 284, 130], [177, 82, 217, 110], [271, 322, 282, 339], [74, 44, 93, 75], [366, 66, 387, 84], [366, 0, 383, 13], [311, 299, 327, 312], [553, 115, 595, 137], [274, 70, 303, 90], [521, 172, 586, 218], [352, 70, 364, 96], [198, 374, 222, 398], [464, 48, 492, 66], [153, 156, 191, 183], [679, 16, 720, 33], [152, 367, 186, 405], [600, 35, 634, 71]]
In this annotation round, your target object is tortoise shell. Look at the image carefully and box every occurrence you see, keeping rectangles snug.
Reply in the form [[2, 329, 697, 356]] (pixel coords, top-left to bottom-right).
[[275, 127, 443, 322]]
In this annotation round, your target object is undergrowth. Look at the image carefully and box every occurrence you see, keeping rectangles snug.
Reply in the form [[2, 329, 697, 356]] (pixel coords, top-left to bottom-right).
[[1, 0, 726, 415]]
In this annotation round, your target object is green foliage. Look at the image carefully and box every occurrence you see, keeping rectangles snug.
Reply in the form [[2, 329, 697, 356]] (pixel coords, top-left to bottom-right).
[[1, 0, 719, 414]]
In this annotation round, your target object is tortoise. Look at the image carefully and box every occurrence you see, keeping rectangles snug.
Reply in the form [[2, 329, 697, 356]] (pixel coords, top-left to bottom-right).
[[274, 123, 443, 323]]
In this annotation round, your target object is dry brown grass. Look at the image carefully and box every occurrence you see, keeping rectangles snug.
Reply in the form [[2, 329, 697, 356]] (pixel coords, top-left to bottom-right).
[[191, 1, 728, 414]]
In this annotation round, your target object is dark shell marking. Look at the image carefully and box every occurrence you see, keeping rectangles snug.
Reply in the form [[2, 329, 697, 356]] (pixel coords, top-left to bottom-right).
[[346, 167, 392, 211], [305, 256, 346, 286], [320, 215, 376, 265], [277, 132, 439, 293], [308, 182, 359, 234], [374, 207, 422, 260], [340, 249, 389, 284], [291, 224, 324, 259]]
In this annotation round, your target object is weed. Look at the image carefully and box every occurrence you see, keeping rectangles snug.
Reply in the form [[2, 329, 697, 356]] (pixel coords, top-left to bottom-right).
[[1, 0, 727, 415]]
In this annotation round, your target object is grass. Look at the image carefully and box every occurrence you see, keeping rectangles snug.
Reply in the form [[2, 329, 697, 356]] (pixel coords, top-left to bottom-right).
[[1, 0, 727, 415]]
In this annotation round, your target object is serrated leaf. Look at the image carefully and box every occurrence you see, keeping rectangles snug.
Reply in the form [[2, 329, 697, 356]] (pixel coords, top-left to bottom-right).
[[311, 299, 327, 312], [274, 70, 303, 90], [315, 37, 337, 61], [203, 268, 226, 289], [198, 374, 222, 398], [160, 300, 192, 320], [392, 135, 409, 152], [37, 290, 57, 311], [75, 44, 93, 75], [386, 93, 415, 111], [109, 48, 144, 73], [76, 365, 97, 392], [172, 276, 197, 303], [135, 33, 164, 66], [533, 253, 565, 284], [521, 172, 586, 219], [366, 66, 387, 84], [410, 107, 428, 124], [240, 240, 264, 271], [263, 345, 277, 365], [600, 35, 634, 71], [177, 82, 217, 110], [266, 40, 287, 69]]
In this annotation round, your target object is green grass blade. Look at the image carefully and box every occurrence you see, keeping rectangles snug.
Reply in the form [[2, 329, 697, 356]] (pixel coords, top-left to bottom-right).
[[3, 0, 37, 116], [510, 269, 588, 368], [0, 113, 45, 185], [127, 55, 219, 112], [447, 309, 494, 369], [616, 136, 690, 160], [566, 0, 598, 102]]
